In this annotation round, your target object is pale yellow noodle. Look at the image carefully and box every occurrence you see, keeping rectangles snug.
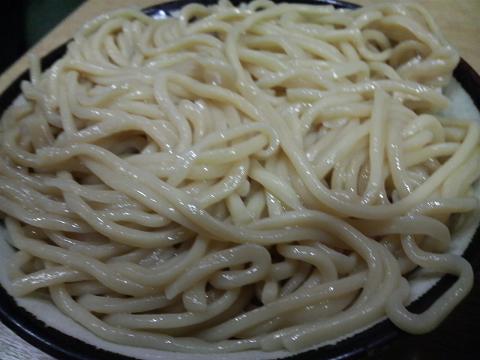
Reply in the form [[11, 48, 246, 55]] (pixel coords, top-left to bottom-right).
[[0, 0, 478, 355]]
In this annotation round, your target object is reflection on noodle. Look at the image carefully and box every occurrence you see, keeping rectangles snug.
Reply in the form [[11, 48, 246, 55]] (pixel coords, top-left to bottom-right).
[[0, 0, 479, 354]]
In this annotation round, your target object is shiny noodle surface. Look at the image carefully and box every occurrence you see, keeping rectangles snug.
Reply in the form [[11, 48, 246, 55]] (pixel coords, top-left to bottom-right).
[[0, 0, 479, 354]]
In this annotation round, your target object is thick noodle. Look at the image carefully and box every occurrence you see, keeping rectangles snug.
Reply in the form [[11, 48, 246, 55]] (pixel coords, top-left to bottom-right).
[[0, 0, 479, 354]]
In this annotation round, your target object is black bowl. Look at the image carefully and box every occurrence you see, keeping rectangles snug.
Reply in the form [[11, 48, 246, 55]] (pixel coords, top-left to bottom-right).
[[1, 1, 480, 359]]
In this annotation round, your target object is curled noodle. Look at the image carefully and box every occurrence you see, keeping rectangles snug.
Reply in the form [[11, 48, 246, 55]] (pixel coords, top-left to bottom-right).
[[0, 0, 479, 354]]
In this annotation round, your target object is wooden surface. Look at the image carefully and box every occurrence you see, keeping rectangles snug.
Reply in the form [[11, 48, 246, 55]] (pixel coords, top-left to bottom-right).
[[0, 0, 479, 359], [0, 0, 479, 95]]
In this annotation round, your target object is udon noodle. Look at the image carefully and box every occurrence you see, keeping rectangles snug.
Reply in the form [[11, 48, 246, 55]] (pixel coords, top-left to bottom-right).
[[0, 0, 479, 354]]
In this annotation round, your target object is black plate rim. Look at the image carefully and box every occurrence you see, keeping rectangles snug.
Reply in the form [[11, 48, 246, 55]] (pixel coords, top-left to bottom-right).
[[0, 1, 479, 360]]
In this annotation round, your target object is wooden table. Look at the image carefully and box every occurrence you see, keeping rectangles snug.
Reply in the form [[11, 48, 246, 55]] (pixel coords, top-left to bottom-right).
[[0, 0, 479, 93], [0, 1, 479, 359]]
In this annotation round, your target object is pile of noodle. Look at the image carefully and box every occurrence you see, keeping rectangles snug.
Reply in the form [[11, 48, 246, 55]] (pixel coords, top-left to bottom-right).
[[0, 0, 479, 354]]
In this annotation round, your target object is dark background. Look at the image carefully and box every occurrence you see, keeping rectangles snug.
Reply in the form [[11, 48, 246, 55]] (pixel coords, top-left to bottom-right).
[[369, 284, 480, 360], [0, 1, 479, 360], [0, 0, 84, 74]]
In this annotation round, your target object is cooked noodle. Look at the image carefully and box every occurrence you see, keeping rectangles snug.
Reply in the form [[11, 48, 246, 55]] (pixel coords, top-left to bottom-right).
[[0, 0, 479, 354]]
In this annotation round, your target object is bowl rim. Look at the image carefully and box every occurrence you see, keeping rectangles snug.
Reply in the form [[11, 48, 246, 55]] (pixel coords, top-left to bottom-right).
[[0, 1, 479, 359]]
